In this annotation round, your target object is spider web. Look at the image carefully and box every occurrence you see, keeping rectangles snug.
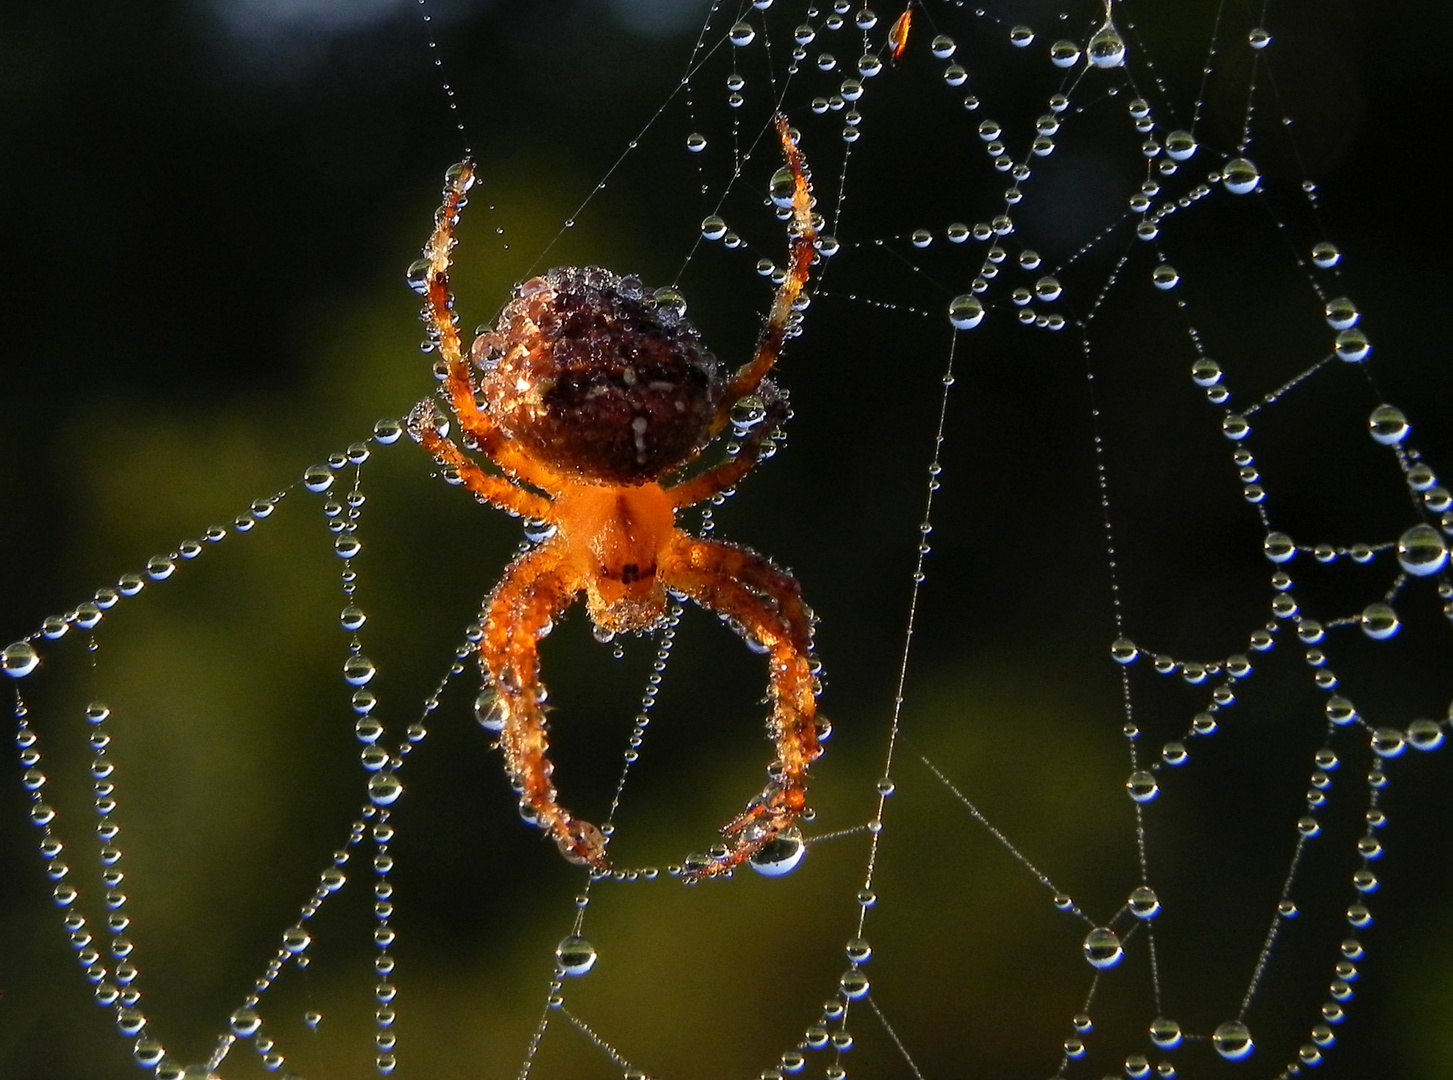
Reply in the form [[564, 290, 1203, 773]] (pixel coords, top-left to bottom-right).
[[3, 2, 1452, 1079]]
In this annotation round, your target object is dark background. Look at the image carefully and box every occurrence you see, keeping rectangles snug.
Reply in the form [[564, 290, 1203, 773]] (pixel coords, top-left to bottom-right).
[[2, 1, 1451, 1078]]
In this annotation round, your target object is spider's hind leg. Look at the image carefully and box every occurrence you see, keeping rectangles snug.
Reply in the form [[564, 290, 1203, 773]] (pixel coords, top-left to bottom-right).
[[659, 535, 822, 881], [479, 542, 605, 868]]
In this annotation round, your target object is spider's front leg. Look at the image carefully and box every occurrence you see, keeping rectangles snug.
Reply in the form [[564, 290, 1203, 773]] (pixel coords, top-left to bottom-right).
[[478, 541, 608, 869], [659, 535, 822, 881]]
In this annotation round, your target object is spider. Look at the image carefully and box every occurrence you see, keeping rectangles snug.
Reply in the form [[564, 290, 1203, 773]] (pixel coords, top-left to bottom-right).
[[405, 117, 821, 883]]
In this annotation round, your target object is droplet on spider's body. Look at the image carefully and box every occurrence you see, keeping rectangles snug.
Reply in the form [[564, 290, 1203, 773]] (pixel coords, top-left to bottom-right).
[[769, 167, 798, 208]]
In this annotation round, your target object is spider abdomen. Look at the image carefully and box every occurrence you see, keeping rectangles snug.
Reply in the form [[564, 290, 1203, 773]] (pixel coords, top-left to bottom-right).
[[478, 266, 722, 485]]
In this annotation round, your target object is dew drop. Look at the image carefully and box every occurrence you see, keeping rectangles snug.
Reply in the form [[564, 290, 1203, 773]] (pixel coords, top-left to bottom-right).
[[1359, 602, 1399, 640], [1222, 158, 1260, 194], [303, 465, 334, 493], [1049, 40, 1081, 68], [1213, 1020, 1254, 1060], [1086, 19, 1126, 68], [405, 258, 431, 295], [1311, 242, 1341, 267], [2, 641, 39, 678], [1152, 264, 1180, 289], [948, 295, 984, 329], [1248, 27, 1272, 49], [343, 655, 377, 686], [701, 215, 727, 241], [769, 167, 797, 208], [1367, 404, 1409, 445], [555, 934, 597, 976], [1008, 25, 1034, 47], [839, 969, 869, 999], [368, 772, 403, 806], [283, 926, 312, 954], [1397, 524, 1447, 576], [1164, 130, 1197, 161], [230, 1007, 261, 1036], [685, 132, 707, 153], [1407, 718, 1444, 751], [1125, 770, 1159, 803], [1149, 1016, 1182, 1048], [728, 20, 756, 46], [1129, 885, 1161, 918], [1322, 321, 1371, 366], [749, 829, 806, 876], [1082, 927, 1123, 969]]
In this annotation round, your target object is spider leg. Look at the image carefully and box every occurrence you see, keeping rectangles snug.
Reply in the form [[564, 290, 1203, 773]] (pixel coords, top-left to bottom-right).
[[668, 379, 789, 510], [418, 160, 558, 491], [480, 540, 607, 869], [712, 116, 817, 432], [659, 534, 822, 881], [407, 401, 552, 521]]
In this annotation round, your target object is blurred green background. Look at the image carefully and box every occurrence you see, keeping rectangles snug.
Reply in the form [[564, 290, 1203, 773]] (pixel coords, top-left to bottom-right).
[[2, 1, 1451, 1078]]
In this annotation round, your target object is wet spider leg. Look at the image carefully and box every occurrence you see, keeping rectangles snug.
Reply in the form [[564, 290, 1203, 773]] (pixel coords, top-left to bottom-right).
[[419, 160, 558, 492], [668, 381, 789, 509], [409, 419, 552, 521], [480, 542, 608, 869], [714, 116, 817, 428], [660, 535, 821, 881]]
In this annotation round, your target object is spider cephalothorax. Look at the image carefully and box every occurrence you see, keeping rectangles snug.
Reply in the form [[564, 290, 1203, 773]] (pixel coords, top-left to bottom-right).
[[407, 117, 821, 881], [472, 266, 723, 484]]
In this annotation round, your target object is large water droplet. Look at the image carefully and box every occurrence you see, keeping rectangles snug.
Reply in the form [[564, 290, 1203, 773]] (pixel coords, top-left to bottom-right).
[[1082, 927, 1123, 969], [1397, 524, 1447, 576], [1368, 404, 1409, 445], [749, 829, 806, 876], [2, 641, 39, 678], [948, 295, 984, 329], [1086, 19, 1127, 68], [1222, 158, 1260, 194], [1213, 1020, 1254, 1060], [555, 935, 597, 976]]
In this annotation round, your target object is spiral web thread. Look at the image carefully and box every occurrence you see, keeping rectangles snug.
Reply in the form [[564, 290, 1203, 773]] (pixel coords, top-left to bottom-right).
[[4, 2, 1452, 1079]]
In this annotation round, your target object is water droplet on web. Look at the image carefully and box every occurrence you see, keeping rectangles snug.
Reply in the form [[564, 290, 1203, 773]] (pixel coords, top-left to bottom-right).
[[729, 21, 755, 46], [1248, 27, 1273, 49], [555, 934, 597, 975], [948, 295, 984, 329], [303, 465, 334, 493], [749, 829, 806, 876], [1367, 404, 1409, 445], [1126, 770, 1159, 802], [1222, 158, 1260, 194], [1334, 328, 1370, 362], [230, 1007, 261, 1036], [701, 215, 727, 240], [1152, 264, 1180, 289], [1087, 18, 1127, 68], [1371, 727, 1405, 758], [1082, 927, 1123, 968], [343, 655, 377, 686], [1324, 296, 1359, 329], [1129, 885, 1161, 918], [1050, 40, 1081, 68], [2, 641, 39, 678], [1149, 1016, 1183, 1048], [839, 968, 869, 998], [1397, 524, 1447, 575], [1311, 242, 1341, 267], [1213, 1020, 1255, 1060], [1407, 718, 1444, 751], [685, 132, 707, 153], [282, 926, 311, 954], [1008, 25, 1034, 47], [1360, 602, 1399, 639], [1164, 130, 1197, 161], [769, 167, 797, 209], [368, 772, 403, 806]]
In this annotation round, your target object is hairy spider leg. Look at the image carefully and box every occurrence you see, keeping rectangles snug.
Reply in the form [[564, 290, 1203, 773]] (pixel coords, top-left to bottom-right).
[[659, 535, 822, 881], [716, 115, 818, 421], [478, 542, 611, 869], [417, 160, 558, 493]]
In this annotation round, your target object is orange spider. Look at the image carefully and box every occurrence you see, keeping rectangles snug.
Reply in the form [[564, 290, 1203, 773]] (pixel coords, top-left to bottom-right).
[[405, 117, 822, 882]]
